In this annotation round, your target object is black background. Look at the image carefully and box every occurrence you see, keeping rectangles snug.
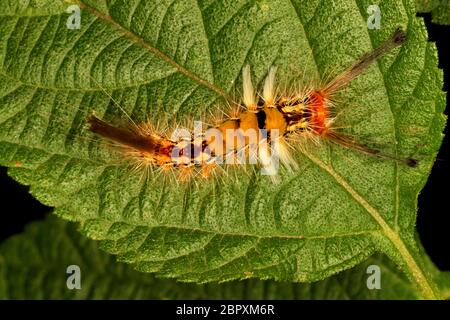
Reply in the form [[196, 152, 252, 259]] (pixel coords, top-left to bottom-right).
[[0, 14, 448, 270]]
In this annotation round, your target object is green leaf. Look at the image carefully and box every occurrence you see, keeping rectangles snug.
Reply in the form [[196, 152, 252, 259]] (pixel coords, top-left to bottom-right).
[[0, 216, 425, 300], [416, 0, 450, 25], [0, 0, 446, 299]]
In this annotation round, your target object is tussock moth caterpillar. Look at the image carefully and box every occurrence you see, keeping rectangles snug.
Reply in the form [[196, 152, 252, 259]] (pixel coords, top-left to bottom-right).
[[87, 28, 417, 182]]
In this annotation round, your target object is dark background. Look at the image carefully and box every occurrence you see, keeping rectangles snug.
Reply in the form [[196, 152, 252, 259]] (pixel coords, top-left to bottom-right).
[[416, 14, 449, 270], [0, 14, 448, 270]]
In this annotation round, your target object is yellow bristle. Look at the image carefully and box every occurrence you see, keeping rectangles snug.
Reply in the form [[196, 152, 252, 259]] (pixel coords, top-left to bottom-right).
[[263, 67, 277, 105], [242, 65, 257, 111]]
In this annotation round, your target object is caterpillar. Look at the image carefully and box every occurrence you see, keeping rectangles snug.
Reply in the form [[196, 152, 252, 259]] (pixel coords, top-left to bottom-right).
[[87, 28, 417, 182]]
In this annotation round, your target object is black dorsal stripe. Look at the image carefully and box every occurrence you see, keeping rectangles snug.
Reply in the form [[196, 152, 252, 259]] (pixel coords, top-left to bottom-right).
[[256, 110, 266, 129]]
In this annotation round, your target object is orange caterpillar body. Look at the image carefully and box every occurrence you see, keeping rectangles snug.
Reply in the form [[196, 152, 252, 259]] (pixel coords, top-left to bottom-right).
[[87, 28, 416, 181]]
